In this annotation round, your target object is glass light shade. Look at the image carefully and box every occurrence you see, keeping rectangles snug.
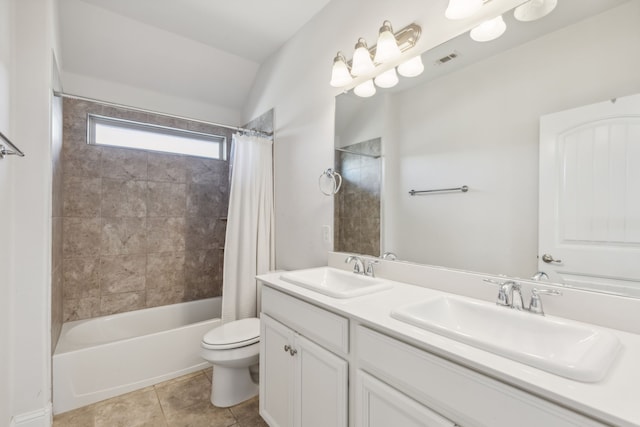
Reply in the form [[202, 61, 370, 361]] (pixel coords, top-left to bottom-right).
[[330, 53, 352, 87], [470, 15, 506, 42], [374, 68, 399, 89], [351, 39, 375, 76], [514, 0, 557, 22], [445, 0, 483, 20], [398, 55, 424, 78], [373, 22, 401, 64], [354, 79, 376, 98]]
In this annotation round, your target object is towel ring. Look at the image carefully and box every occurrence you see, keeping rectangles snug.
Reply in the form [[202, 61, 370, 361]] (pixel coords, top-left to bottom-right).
[[319, 168, 342, 196]]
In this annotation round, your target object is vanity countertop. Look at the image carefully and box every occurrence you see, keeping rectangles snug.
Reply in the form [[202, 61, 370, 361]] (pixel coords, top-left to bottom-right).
[[257, 269, 640, 427]]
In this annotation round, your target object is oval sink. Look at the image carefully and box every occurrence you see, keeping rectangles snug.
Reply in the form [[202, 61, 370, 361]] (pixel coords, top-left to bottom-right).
[[390, 295, 621, 382], [280, 267, 392, 298]]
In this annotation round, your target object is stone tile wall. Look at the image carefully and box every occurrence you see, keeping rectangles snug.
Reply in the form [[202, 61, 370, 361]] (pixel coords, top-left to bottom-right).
[[334, 138, 381, 257], [62, 98, 233, 321]]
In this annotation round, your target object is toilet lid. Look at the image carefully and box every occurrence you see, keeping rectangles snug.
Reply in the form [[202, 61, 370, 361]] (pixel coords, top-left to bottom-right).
[[202, 318, 260, 349]]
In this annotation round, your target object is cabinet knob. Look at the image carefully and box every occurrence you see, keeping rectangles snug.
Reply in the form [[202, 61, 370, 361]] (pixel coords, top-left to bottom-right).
[[289, 348, 297, 356], [284, 344, 291, 353]]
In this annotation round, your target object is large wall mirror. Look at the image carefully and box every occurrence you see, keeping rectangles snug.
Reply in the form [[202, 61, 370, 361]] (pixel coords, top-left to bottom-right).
[[334, 0, 640, 297]]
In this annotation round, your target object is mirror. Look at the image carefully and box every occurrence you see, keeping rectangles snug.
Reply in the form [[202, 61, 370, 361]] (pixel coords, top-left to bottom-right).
[[334, 0, 640, 296]]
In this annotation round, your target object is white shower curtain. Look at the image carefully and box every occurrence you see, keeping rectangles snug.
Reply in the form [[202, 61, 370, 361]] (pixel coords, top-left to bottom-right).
[[221, 133, 275, 323]]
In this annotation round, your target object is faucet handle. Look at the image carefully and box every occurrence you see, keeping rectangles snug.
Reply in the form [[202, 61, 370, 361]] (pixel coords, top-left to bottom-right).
[[528, 288, 562, 315], [482, 278, 511, 307], [365, 260, 379, 277], [345, 255, 364, 274]]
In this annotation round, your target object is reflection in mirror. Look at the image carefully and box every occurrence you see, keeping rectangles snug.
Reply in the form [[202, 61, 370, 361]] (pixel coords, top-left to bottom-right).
[[334, 0, 640, 297]]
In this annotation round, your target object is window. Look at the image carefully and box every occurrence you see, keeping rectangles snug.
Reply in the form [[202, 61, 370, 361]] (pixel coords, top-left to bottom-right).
[[87, 114, 227, 160]]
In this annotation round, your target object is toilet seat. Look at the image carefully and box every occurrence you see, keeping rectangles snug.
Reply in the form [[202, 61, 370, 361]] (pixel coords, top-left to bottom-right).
[[202, 318, 260, 350]]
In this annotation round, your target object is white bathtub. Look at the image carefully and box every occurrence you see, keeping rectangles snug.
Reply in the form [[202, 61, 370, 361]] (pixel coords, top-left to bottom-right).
[[53, 297, 221, 414]]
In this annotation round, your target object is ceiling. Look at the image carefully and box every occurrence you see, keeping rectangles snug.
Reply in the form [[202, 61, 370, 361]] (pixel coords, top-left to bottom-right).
[[58, 0, 332, 118], [72, 0, 333, 63]]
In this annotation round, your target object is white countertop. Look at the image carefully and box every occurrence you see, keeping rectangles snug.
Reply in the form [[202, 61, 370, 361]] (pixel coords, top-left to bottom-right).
[[257, 269, 640, 427]]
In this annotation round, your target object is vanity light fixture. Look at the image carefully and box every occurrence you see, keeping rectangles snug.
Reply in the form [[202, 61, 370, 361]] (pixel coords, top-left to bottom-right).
[[445, 0, 483, 20], [374, 68, 399, 89], [374, 21, 403, 64], [398, 55, 424, 77], [470, 15, 506, 42], [514, 0, 557, 22], [330, 52, 353, 87], [351, 38, 376, 76], [354, 79, 376, 98], [330, 21, 422, 97]]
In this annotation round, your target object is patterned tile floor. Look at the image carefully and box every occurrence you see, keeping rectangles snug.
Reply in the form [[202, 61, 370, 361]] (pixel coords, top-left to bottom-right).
[[53, 368, 267, 427]]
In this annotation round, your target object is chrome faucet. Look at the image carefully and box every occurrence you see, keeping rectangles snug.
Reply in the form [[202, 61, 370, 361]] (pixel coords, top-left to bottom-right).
[[483, 279, 524, 310], [345, 256, 365, 274], [484, 278, 562, 315], [528, 288, 562, 316], [531, 271, 549, 281], [365, 260, 379, 277], [380, 252, 397, 261]]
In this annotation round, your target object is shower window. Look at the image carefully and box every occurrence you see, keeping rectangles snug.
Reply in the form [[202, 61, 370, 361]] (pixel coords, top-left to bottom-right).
[[87, 114, 227, 159]]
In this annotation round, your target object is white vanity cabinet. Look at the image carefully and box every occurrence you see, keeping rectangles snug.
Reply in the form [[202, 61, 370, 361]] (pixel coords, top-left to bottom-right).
[[356, 326, 608, 427], [355, 370, 457, 427], [260, 287, 349, 427]]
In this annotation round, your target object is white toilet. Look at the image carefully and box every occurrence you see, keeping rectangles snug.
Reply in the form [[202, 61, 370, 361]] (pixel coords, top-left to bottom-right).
[[200, 317, 260, 407]]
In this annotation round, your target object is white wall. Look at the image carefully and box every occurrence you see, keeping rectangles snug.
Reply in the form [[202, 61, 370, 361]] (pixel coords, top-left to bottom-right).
[[0, 0, 14, 424], [384, 2, 640, 277], [59, 0, 259, 125], [6, 0, 61, 424], [243, 0, 522, 270], [62, 72, 241, 125]]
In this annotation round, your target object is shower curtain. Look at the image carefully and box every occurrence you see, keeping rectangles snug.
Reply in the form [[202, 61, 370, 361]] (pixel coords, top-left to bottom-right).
[[221, 133, 275, 322]]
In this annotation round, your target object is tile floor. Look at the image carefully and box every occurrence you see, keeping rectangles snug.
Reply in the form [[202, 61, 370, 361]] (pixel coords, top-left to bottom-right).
[[53, 368, 267, 427]]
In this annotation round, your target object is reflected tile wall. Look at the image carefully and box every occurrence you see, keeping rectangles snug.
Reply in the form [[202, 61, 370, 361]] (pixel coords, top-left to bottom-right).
[[334, 138, 381, 257], [62, 98, 232, 321]]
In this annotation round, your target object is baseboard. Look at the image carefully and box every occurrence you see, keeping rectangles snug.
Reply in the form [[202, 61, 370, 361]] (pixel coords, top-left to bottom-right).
[[12, 403, 52, 427]]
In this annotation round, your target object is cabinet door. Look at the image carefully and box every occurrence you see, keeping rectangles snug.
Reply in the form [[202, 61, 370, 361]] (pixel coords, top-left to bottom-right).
[[356, 371, 456, 427], [294, 334, 348, 427], [260, 314, 295, 427]]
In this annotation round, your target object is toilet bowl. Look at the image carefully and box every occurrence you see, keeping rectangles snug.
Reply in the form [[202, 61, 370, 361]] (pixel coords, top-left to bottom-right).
[[200, 317, 260, 407]]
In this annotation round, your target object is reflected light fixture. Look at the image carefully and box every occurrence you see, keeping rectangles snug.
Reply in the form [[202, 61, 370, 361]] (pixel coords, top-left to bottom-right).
[[514, 0, 558, 22], [354, 80, 376, 98], [470, 15, 507, 42], [351, 38, 375, 76], [330, 52, 352, 87], [398, 55, 424, 78], [445, 0, 483, 20], [374, 68, 399, 88], [373, 21, 402, 64]]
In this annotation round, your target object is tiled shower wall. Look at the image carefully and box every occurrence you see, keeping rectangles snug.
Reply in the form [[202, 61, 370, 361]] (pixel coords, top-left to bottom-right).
[[61, 98, 233, 321], [334, 138, 381, 257]]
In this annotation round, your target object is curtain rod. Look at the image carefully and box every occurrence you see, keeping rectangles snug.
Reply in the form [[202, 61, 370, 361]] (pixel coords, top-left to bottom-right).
[[52, 91, 273, 138]]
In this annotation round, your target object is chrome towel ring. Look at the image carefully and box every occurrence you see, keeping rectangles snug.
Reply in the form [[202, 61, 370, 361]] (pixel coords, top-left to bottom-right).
[[319, 168, 342, 195]]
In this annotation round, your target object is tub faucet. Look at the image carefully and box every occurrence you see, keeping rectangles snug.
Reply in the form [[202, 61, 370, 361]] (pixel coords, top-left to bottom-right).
[[345, 256, 365, 274]]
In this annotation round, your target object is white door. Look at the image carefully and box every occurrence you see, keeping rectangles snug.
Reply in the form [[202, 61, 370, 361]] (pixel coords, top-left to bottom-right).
[[355, 371, 456, 427], [539, 93, 640, 295], [294, 334, 348, 427], [260, 314, 295, 427]]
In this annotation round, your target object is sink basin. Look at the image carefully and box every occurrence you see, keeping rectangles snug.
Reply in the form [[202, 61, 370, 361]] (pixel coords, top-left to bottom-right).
[[390, 295, 621, 382], [280, 267, 392, 298]]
